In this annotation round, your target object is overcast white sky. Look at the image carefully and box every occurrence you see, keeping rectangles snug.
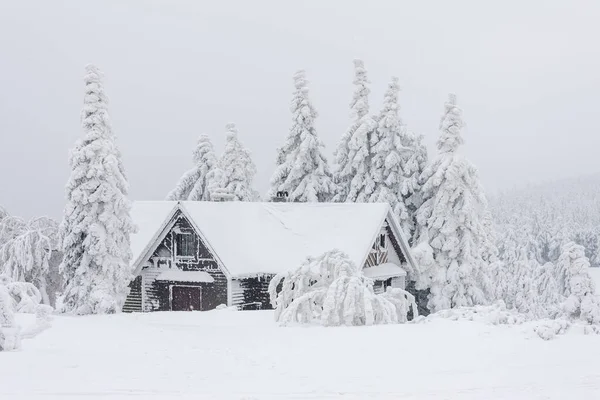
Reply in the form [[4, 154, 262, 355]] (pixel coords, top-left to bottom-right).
[[1, 0, 599, 219]]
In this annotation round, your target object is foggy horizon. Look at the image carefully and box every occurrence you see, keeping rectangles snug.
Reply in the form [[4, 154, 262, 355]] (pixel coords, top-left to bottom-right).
[[2, 0, 600, 219]]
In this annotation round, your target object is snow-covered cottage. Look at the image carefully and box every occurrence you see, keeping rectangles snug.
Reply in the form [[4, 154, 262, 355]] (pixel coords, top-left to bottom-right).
[[123, 201, 418, 312]]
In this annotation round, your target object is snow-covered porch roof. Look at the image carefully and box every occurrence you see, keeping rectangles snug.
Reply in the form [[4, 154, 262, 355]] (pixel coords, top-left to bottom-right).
[[156, 270, 214, 283], [129, 201, 418, 279], [363, 263, 407, 281]]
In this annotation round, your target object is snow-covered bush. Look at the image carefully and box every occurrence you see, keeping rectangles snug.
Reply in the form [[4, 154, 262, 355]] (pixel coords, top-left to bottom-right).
[[0, 216, 62, 306], [417, 301, 528, 326], [0, 275, 53, 351], [380, 287, 418, 323], [557, 242, 600, 324], [0, 279, 18, 351], [268, 250, 417, 326]]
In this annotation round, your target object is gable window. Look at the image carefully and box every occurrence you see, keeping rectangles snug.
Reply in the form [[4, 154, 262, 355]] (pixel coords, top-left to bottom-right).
[[379, 233, 386, 248], [175, 231, 196, 258]]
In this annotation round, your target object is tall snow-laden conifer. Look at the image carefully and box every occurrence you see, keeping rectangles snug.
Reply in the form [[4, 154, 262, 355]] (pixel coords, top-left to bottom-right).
[[268, 70, 334, 202], [333, 59, 374, 202], [414, 94, 494, 313], [369, 77, 428, 241], [59, 65, 136, 315], [218, 123, 258, 201], [166, 134, 219, 201]]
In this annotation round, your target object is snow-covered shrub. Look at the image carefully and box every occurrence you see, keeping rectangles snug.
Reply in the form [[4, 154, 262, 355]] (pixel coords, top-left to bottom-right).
[[0, 275, 53, 351], [0, 216, 62, 306], [533, 319, 571, 341], [268, 250, 417, 326], [380, 287, 418, 323], [0, 280, 18, 351], [419, 301, 528, 326], [557, 242, 600, 324]]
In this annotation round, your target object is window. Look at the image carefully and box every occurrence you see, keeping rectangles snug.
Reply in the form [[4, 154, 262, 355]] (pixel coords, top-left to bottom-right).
[[379, 233, 386, 248], [175, 232, 196, 258], [382, 278, 393, 291]]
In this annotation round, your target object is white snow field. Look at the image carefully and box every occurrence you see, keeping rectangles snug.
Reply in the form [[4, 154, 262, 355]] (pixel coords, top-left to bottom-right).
[[2, 310, 600, 400]]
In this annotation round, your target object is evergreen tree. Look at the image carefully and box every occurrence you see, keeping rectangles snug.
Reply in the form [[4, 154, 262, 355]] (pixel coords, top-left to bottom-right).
[[414, 94, 494, 313], [333, 59, 374, 202], [59, 65, 136, 315], [166, 134, 219, 201], [268, 70, 335, 202], [369, 77, 427, 241], [218, 123, 258, 201]]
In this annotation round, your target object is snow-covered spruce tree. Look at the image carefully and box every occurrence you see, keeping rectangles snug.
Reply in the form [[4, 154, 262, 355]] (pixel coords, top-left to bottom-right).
[[267, 70, 335, 202], [268, 249, 417, 326], [59, 65, 136, 315], [557, 242, 600, 324], [217, 123, 258, 201], [0, 217, 62, 307], [414, 94, 495, 313], [333, 59, 375, 202], [369, 77, 428, 241], [166, 134, 219, 201]]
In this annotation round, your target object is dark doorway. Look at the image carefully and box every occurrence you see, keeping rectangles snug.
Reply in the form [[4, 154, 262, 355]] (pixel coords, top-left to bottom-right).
[[171, 286, 202, 311]]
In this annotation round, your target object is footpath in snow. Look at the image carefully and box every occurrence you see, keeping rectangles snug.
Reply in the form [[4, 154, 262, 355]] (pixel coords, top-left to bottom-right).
[[2, 309, 600, 400]]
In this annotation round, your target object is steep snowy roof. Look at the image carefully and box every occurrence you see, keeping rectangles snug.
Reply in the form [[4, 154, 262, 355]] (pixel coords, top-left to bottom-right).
[[363, 263, 406, 280], [130, 201, 178, 270], [156, 270, 214, 283], [130, 201, 415, 278]]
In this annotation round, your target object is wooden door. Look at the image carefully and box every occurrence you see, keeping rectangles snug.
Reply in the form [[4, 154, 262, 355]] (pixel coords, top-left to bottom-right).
[[171, 286, 202, 311]]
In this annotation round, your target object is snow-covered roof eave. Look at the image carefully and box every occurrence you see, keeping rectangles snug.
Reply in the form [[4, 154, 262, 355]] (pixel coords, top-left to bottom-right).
[[384, 208, 418, 277], [130, 202, 179, 275], [156, 270, 215, 283], [363, 262, 407, 280]]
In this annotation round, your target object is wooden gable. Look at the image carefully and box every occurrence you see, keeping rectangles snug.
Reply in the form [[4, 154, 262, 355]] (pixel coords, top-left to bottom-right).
[[364, 218, 407, 268], [123, 211, 228, 312]]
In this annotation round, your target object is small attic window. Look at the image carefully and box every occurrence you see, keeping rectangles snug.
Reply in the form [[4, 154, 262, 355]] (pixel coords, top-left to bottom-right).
[[175, 231, 196, 258], [379, 233, 386, 248]]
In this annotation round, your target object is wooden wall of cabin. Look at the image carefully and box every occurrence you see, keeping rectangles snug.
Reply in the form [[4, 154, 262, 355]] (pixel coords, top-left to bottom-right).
[[231, 276, 274, 310], [123, 276, 142, 313]]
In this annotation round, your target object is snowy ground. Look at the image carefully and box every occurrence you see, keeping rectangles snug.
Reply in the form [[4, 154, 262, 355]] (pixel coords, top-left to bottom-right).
[[2, 310, 600, 400]]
